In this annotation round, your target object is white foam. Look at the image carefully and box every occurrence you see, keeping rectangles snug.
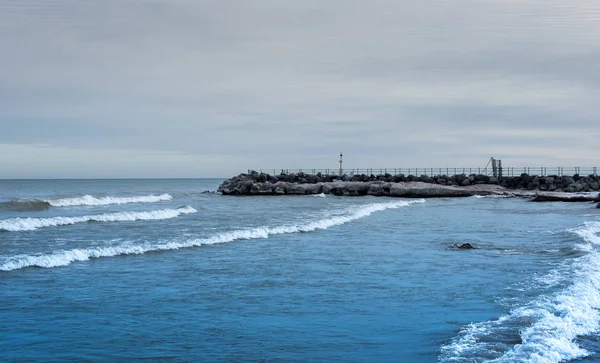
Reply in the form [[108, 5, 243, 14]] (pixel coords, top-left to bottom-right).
[[572, 221, 600, 247], [312, 193, 327, 198], [46, 193, 172, 207], [0, 206, 197, 232], [0, 199, 424, 271], [440, 221, 600, 362], [472, 194, 510, 199]]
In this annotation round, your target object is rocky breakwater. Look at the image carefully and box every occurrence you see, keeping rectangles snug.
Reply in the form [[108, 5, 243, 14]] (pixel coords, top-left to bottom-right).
[[218, 171, 508, 198]]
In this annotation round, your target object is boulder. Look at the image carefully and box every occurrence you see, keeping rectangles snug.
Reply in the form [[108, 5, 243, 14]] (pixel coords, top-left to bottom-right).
[[346, 182, 370, 196], [287, 184, 306, 195], [251, 183, 274, 195], [305, 183, 323, 194], [564, 184, 577, 193], [273, 184, 286, 195], [531, 192, 599, 202], [452, 243, 474, 249], [420, 175, 433, 183], [368, 183, 384, 196]]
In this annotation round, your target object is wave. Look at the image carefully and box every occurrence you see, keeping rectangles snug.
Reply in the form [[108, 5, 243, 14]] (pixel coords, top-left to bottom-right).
[[0, 206, 197, 232], [0, 199, 51, 212], [439, 221, 600, 362], [0, 194, 173, 211], [47, 193, 173, 207], [0, 199, 424, 271]]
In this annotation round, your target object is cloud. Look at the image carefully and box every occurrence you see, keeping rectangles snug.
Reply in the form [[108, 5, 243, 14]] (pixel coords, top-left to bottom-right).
[[0, 0, 599, 177]]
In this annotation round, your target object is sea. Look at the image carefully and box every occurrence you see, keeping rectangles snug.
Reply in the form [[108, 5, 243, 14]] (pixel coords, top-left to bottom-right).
[[1, 178, 600, 362]]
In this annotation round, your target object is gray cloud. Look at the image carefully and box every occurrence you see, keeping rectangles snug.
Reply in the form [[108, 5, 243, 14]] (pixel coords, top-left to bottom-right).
[[1, 0, 599, 177]]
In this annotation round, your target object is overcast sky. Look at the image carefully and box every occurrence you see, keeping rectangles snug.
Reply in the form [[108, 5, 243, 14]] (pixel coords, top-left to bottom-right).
[[1, 0, 599, 178]]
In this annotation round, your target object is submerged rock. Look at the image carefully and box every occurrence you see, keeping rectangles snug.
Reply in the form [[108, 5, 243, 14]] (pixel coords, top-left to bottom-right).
[[452, 243, 474, 250]]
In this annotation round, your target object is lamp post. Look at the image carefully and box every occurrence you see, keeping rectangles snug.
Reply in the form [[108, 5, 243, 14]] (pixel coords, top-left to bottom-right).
[[339, 152, 343, 177]]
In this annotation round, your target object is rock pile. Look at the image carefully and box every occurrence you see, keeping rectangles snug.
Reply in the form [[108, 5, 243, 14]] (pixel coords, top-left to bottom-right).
[[218, 170, 600, 196]]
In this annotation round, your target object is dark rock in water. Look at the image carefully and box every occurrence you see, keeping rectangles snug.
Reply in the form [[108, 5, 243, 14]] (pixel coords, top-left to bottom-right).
[[452, 243, 474, 250], [597, 203, 600, 209], [531, 193, 598, 202]]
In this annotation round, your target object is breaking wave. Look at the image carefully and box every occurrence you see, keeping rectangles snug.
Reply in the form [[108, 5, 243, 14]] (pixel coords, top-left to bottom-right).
[[47, 193, 173, 207], [0, 206, 197, 232], [0, 199, 424, 271], [0, 199, 51, 212], [0, 194, 173, 211], [439, 221, 600, 363]]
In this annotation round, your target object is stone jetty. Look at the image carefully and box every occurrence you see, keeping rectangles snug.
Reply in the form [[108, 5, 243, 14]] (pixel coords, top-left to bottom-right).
[[218, 171, 600, 201]]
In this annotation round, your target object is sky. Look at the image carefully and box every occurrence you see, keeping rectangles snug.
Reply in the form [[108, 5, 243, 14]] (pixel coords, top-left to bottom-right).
[[1, 0, 599, 178]]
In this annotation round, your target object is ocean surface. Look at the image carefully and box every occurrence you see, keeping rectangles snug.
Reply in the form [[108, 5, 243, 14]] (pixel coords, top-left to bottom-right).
[[1, 179, 600, 362]]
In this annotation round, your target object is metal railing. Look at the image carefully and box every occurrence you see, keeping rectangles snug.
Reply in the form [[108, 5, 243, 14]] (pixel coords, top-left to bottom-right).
[[249, 167, 599, 177]]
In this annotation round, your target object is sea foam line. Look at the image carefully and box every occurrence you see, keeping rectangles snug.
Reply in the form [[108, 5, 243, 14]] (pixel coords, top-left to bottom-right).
[[0, 206, 197, 232], [439, 221, 600, 363], [0, 199, 424, 271], [46, 193, 172, 207]]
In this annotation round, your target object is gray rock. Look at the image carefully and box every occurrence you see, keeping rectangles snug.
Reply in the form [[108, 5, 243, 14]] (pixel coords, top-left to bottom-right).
[[420, 175, 432, 183], [532, 192, 599, 202], [274, 184, 285, 194], [346, 182, 369, 195], [564, 184, 576, 193], [452, 243, 474, 249], [287, 184, 307, 195], [304, 183, 323, 194], [368, 183, 384, 196]]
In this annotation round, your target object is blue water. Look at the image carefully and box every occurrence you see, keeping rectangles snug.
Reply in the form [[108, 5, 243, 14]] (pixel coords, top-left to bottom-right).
[[1, 179, 600, 362]]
